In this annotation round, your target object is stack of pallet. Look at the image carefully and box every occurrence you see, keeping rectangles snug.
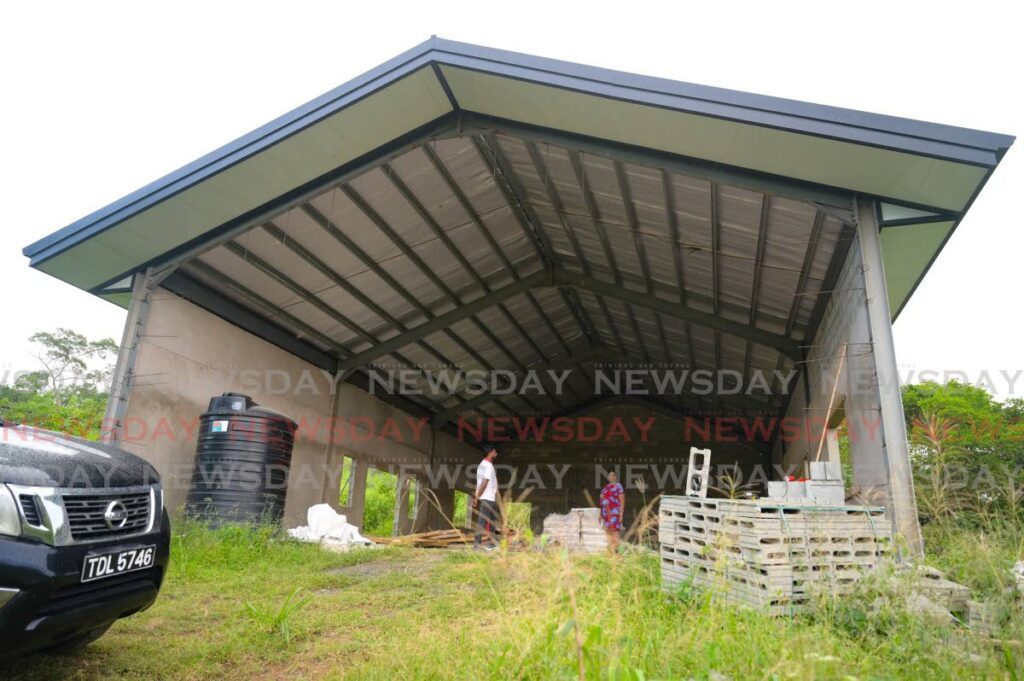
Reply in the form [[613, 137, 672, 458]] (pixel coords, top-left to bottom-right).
[[659, 495, 893, 615], [371, 528, 519, 548], [370, 529, 473, 548]]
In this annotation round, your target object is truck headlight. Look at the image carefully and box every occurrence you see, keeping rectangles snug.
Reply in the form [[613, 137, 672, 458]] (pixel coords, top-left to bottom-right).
[[0, 485, 22, 537]]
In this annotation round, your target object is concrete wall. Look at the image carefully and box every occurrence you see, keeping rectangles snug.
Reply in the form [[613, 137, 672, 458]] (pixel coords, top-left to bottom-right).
[[498, 402, 769, 533], [118, 288, 478, 528], [775, 237, 879, 477], [775, 210, 921, 551]]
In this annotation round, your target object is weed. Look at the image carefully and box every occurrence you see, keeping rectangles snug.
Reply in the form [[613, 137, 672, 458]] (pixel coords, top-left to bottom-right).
[[243, 587, 311, 645]]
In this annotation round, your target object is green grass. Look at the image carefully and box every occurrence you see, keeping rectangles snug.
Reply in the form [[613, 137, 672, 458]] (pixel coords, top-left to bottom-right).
[[2, 519, 1021, 680]]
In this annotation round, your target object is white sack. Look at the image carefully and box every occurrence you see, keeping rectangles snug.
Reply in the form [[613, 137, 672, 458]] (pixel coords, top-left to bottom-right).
[[288, 503, 374, 547]]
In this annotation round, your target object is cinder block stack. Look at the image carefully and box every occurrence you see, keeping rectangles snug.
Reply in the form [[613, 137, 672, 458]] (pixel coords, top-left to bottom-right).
[[542, 507, 608, 552], [659, 495, 893, 614]]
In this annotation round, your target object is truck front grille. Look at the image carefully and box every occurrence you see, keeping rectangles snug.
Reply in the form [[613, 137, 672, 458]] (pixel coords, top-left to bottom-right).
[[62, 491, 152, 540]]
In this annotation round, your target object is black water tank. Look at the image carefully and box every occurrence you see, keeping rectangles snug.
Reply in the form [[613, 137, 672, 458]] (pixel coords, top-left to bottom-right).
[[185, 393, 297, 525]]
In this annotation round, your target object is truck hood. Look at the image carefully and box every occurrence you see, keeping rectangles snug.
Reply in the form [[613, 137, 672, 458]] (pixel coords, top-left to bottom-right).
[[0, 425, 160, 488]]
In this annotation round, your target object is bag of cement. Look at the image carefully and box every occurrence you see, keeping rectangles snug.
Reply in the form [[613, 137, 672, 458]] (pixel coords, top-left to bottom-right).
[[288, 503, 374, 547]]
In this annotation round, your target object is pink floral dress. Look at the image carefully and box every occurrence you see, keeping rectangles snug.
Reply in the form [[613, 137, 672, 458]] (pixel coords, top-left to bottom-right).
[[599, 482, 624, 531]]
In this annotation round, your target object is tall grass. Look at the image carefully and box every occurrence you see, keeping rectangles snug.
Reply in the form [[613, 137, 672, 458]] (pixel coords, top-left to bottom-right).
[[4, 513, 1019, 680]]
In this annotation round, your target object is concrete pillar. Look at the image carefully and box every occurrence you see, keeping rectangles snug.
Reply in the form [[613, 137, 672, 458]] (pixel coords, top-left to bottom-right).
[[103, 269, 155, 444], [856, 198, 923, 556], [824, 429, 841, 467], [413, 485, 455, 532], [346, 459, 368, 529], [393, 474, 414, 536]]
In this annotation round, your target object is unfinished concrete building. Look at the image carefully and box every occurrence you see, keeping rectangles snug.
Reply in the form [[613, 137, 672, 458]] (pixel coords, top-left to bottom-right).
[[23, 39, 1012, 553]]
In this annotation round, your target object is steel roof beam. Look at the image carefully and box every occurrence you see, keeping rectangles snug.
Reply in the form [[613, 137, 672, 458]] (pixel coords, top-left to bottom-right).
[[612, 160, 654, 366], [342, 180, 552, 411], [259, 219, 484, 400], [661, 169, 704, 409], [334, 265, 801, 373], [300, 200, 527, 416], [340, 182, 553, 415], [429, 348, 603, 427], [461, 114, 860, 217], [470, 134, 601, 406], [709, 182, 724, 375], [552, 270, 802, 361], [742, 194, 772, 387], [473, 132, 613, 362], [382, 164, 584, 405], [769, 209, 826, 399], [420, 143, 588, 402], [521, 139, 605, 350], [219, 242, 469, 412], [566, 149, 628, 355], [171, 269, 448, 419], [337, 269, 551, 370]]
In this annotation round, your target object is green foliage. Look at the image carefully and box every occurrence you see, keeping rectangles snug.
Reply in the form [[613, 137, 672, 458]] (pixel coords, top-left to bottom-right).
[[3, 517, 1021, 680], [362, 468, 399, 536], [453, 491, 468, 527], [0, 328, 116, 438], [903, 380, 1024, 465], [0, 380, 109, 439], [28, 328, 118, 405], [243, 587, 311, 645], [504, 501, 532, 534], [338, 456, 354, 506], [902, 380, 1024, 525]]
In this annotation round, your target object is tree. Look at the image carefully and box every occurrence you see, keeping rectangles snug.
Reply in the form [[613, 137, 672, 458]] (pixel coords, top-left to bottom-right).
[[902, 380, 1024, 523], [0, 329, 118, 439], [28, 328, 118, 406]]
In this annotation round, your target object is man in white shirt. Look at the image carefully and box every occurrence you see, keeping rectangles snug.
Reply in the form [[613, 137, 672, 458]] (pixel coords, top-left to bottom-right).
[[471, 445, 500, 550]]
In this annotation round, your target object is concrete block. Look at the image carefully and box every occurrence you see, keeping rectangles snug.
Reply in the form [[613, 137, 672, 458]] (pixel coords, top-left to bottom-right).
[[807, 480, 845, 505], [542, 508, 607, 552], [809, 461, 843, 481], [685, 447, 712, 497], [658, 496, 893, 615]]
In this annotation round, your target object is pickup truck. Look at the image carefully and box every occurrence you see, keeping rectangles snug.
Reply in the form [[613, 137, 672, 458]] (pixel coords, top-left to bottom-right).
[[0, 422, 171, 657]]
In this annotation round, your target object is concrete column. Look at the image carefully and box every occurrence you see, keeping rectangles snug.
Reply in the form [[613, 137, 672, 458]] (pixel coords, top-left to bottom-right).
[[856, 199, 923, 556], [393, 474, 414, 536], [413, 486, 455, 532], [824, 429, 841, 467], [346, 459, 368, 529], [103, 270, 155, 444], [411, 480, 428, 532]]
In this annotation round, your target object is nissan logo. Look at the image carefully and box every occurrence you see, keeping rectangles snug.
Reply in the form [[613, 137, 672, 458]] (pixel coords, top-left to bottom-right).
[[103, 500, 129, 530]]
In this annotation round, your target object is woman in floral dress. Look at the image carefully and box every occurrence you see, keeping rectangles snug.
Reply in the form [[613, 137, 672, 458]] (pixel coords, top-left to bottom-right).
[[599, 471, 625, 554]]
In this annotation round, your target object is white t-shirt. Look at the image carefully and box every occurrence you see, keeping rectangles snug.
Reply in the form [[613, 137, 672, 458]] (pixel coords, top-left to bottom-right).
[[475, 459, 498, 502]]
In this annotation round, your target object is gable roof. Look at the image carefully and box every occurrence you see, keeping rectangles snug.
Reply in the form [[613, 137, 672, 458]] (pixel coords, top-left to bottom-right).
[[23, 37, 1013, 318]]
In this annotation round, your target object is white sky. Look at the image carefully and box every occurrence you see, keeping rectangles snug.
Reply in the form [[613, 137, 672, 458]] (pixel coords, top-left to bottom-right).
[[0, 1, 1020, 396]]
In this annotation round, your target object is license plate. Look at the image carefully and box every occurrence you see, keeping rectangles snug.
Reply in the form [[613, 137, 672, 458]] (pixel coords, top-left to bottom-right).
[[81, 545, 156, 583]]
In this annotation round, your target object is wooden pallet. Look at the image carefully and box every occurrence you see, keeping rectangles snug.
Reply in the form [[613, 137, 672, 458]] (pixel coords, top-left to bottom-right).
[[370, 528, 518, 548]]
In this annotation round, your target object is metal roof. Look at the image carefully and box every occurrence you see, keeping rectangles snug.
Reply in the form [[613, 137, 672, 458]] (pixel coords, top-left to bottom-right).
[[20, 38, 1014, 424], [155, 130, 846, 424]]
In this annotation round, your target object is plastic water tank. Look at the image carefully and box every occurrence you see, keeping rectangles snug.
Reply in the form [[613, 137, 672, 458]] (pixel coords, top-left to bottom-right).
[[185, 393, 297, 525]]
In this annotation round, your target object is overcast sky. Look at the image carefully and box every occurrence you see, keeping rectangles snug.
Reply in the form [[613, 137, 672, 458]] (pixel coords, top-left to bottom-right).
[[1, 1, 1020, 397]]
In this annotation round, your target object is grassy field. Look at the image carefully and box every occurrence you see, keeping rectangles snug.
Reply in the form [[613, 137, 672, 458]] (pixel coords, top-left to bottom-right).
[[2, 519, 1021, 681]]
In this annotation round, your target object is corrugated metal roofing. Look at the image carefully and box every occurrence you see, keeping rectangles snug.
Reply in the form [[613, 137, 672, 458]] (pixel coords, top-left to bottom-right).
[[19, 38, 1014, 422], [165, 131, 849, 422]]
